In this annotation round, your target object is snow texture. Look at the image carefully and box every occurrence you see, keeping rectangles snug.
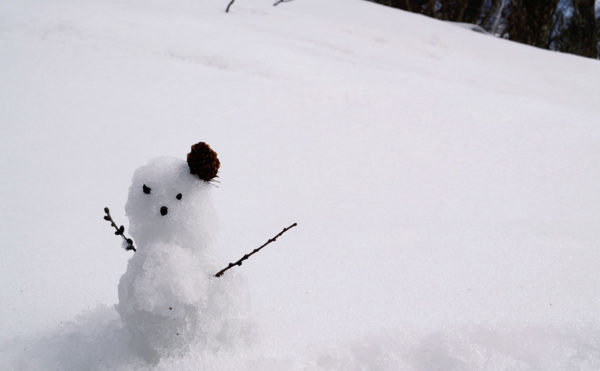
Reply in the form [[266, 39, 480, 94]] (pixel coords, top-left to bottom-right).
[[117, 157, 251, 363], [1, 0, 600, 369]]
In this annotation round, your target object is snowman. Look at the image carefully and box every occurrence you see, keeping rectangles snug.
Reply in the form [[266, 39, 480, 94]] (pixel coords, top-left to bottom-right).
[[116, 142, 250, 363]]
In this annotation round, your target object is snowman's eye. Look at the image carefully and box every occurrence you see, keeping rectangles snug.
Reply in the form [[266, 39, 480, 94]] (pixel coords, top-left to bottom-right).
[[143, 184, 152, 194], [176, 193, 182, 200]]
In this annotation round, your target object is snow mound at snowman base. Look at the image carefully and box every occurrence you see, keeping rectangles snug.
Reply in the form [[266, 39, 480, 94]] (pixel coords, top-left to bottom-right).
[[3, 307, 600, 371]]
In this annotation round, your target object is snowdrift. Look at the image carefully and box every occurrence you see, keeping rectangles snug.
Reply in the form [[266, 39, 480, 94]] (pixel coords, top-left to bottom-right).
[[1, 0, 600, 369]]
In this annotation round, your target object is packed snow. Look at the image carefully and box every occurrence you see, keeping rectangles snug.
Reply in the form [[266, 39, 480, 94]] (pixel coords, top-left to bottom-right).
[[1, 0, 600, 369], [117, 154, 251, 363]]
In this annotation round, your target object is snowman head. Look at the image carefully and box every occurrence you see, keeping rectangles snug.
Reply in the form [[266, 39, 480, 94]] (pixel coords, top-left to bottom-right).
[[125, 142, 220, 248]]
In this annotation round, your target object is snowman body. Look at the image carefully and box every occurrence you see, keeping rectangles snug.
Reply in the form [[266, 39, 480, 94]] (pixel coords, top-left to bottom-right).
[[117, 155, 249, 362]]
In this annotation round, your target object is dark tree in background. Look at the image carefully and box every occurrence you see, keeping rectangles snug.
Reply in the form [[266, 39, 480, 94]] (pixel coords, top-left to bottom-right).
[[384, 0, 430, 12], [366, 0, 600, 59], [463, 0, 485, 23], [553, 0, 598, 57], [506, 0, 559, 48], [439, 0, 484, 22]]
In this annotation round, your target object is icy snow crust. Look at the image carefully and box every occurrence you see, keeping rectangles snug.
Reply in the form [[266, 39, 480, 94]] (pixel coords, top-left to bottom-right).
[[2, 0, 600, 369]]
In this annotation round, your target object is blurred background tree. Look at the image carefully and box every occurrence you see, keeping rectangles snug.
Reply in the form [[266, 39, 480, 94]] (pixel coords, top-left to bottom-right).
[[367, 0, 599, 59]]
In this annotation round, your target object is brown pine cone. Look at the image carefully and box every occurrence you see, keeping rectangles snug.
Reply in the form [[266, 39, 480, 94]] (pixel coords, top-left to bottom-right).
[[187, 142, 220, 181]]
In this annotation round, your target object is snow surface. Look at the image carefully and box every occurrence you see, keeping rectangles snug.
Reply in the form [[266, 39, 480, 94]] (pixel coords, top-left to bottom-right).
[[1, 0, 600, 369]]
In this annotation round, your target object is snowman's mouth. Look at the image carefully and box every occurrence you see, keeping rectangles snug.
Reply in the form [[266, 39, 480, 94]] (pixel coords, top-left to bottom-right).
[[160, 206, 168, 216]]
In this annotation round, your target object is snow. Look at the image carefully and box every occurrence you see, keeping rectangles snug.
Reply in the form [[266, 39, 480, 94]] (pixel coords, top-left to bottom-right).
[[117, 156, 251, 363], [124, 157, 219, 248], [1, 0, 600, 369]]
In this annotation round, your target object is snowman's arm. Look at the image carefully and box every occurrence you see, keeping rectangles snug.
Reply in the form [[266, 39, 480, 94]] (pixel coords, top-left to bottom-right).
[[103, 207, 136, 252], [215, 222, 297, 277]]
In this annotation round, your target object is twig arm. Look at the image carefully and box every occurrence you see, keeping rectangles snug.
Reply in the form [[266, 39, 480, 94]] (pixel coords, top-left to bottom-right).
[[103, 207, 136, 252], [215, 222, 297, 277]]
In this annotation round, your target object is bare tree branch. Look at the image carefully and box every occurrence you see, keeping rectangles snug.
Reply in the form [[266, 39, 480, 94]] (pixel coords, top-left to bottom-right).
[[103, 207, 136, 252], [226, 0, 236, 13], [215, 222, 298, 277], [273, 0, 294, 6]]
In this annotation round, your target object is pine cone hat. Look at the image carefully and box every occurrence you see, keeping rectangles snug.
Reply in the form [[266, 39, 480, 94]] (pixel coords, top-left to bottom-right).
[[187, 142, 220, 181]]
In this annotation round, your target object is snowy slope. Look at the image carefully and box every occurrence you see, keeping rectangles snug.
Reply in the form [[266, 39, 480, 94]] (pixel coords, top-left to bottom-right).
[[1, 0, 600, 369]]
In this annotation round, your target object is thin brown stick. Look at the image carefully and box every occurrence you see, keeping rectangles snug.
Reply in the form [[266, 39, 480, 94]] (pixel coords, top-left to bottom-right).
[[225, 0, 235, 13], [215, 222, 298, 277], [103, 207, 136, 252], [273, 0, 294, 6]]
